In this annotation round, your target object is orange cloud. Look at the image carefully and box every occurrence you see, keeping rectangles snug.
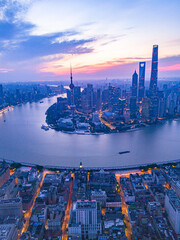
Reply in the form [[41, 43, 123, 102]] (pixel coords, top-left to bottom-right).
[[40, 57, 149, 76], [159, 64, 180, 71]]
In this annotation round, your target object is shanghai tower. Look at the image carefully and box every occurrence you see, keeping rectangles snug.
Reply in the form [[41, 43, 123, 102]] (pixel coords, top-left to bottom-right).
[[149, 45, 158, 96], [138, 62, 146, 100]]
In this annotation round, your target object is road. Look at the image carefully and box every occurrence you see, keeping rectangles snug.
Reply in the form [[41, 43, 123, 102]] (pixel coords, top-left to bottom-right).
[[119, 186, 132, 240], [163, 182, 171, 189], [115, 172, 132, 240], [61, 173, 74, 240], [115, 169, 151, 240], [115, 169, 151, 181], [99, 111, 115, 130], [75, 109, 89, 115], [19, 170, 50, 237]]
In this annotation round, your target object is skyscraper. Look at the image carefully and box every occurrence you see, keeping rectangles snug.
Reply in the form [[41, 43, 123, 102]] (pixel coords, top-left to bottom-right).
[[68, 200, 102, 239], [74, 86, 81, 108], [87, 84, 94, 110], [149, 97, 159, 119], [130, 97, 137, 119], [149, 45, 158, 96], [138, 62, 146, 100], [132, 71, 138, 97], [96, 88, 102, 110], [142, 98, 150, 120]]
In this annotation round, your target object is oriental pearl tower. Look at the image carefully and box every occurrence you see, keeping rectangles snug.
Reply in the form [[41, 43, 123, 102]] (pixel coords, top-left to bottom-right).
[[69, 65, 75, 115]]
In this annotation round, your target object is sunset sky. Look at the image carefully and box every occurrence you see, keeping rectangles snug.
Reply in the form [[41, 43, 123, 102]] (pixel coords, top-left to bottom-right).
[[0, 0, 180, 82]]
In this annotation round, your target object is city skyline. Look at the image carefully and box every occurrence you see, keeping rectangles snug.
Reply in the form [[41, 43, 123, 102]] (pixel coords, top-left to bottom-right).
[[0, 1, 180, 238], [0, 0, 180, 83]]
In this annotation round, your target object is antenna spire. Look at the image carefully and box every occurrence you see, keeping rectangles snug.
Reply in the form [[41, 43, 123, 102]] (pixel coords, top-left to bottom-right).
[[70, 64, 73, 85], [69, 63, 74, 90]]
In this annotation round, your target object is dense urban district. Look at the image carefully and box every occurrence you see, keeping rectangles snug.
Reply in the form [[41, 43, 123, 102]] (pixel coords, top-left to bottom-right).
[[0, 82, 63, 112], [0, 161, 179, 239], [45, 45, 180, 134], [1, 45, 180, 134]]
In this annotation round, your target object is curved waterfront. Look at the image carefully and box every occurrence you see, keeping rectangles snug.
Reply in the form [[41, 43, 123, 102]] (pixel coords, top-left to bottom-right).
[[0, 95, 180, 168]]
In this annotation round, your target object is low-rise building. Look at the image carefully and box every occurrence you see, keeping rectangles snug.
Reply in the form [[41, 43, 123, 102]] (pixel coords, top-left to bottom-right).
[[31, 204, 47, 224], [152, 169, 165, 185], [147, 201, 163, 217], [47, 204, 64, 233], [91, 190, 107, 207], [57, 118, 74, 130], [130, 173, 146, 193], [120, 177, 135, 203], [27, 222, 44, 240]]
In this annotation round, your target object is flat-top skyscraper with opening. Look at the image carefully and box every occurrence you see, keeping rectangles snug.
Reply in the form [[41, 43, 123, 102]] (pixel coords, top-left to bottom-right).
[[149, 45, 158, 96]]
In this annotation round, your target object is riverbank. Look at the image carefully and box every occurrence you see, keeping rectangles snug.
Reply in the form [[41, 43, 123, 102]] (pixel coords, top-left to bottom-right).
[[46, 119, 150, 135], [46, 119, 171, 135], [0, 157, 179, 172], [46, 104, 180, 135], [0, 105, 14, 115]]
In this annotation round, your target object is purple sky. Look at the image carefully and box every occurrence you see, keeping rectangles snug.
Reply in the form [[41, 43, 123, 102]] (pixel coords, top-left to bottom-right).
[[0, 0, 180, 82]]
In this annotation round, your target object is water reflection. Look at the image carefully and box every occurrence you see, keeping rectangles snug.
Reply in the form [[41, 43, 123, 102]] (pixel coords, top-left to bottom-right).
[[0, 96, 180, 168]]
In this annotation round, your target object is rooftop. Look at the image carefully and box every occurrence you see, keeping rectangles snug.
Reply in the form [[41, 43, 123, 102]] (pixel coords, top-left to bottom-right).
[[0, 198, 21, 205], [0, 224, 15, 239], [167, 190, 180, 211], [75, 200, 97, 210]]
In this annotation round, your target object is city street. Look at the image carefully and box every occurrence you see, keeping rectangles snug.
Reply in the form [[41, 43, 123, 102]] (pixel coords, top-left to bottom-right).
[[99, 111, 115, 130], [19, 170, 51, 238], [62, 173, 74, 240]]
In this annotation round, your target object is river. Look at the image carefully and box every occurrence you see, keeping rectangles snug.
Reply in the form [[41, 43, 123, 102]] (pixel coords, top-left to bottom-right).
[[0, 95, 180, 168]]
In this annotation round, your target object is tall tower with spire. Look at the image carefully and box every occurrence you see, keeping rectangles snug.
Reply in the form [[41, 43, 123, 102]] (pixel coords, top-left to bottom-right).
[[149, 45, 158, 96], [132, 70, 138, 97], [69, 65, 75, 114]]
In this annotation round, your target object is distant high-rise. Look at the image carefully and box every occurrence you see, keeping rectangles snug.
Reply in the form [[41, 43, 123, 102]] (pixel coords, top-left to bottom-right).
[[74, 86, 81, 108], [108, 86, 121, 114], [0, 84, 3, 105], [142, 98, 150, 120], [149, 45, 158, 96], [149, 97, 159, 119], [57, 97, 68, 114], [132, 71, 138, 97], [96, 88, 102, 110], [130, 97, 137, 119], [87, 84, 94, 109], [138, 62, 146, 100]]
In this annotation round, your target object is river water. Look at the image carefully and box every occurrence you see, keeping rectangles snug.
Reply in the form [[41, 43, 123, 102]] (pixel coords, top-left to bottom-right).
[[0, 95, 180, 168]]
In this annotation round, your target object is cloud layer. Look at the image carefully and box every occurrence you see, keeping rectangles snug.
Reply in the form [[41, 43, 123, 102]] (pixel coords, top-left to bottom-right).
[[0, 0, 180, 82]]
